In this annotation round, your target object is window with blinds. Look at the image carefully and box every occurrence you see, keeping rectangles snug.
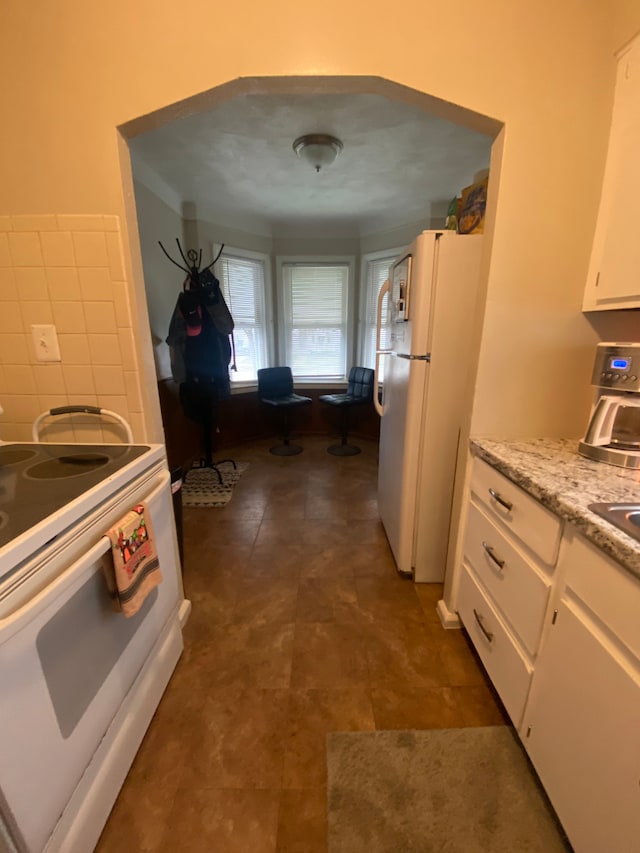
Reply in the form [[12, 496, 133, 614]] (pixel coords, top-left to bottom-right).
[[218, 250, 270, 382], [359, 249, 400, 377], [280, 262, 351, 379]]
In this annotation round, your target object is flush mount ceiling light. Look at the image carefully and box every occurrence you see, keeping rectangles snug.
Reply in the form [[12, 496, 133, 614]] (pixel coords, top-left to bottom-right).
[[292, 134, 343, 172]]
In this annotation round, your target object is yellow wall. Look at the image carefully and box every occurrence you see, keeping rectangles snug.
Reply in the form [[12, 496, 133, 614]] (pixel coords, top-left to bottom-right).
[[0, 0, 639, 442]]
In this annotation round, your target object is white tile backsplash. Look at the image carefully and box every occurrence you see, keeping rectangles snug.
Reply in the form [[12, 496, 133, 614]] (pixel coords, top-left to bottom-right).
[[0, 215, 143, 440], [14, 267, 48, 301], [118, 328, 137, 371], [0, 234, 10, 266], [40, 231, 76, 266], [63, 364, 96, 395], [84, 301, 117, 334], [46, 267, 81, 301], [92, 364, 126, 396], [112, 280, 132, 327], [33, 364, 66, 395], [11, 215, 58, 232], [8, 232, 43, 266], [57, 215, 106, 232], [78, 267, 113, 301], [0, 302, 23, 333], [88, 333, 121, 365], [0, 334, 29, 365], [124, 371, 143, 413], [4, 364, 37, 395], [105, 232, 125, 280], [20, 301, 54, 328], [4, 394, 42, 423], [0, 267, 18, 300], [58, 334, 91, 364], [51, 301, 84, 332], [72, 231, 109, 267]]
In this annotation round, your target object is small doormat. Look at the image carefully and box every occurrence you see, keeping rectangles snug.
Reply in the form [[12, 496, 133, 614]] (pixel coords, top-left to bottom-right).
[[182, 461, 248, 508], [327, 727, 572, 853]]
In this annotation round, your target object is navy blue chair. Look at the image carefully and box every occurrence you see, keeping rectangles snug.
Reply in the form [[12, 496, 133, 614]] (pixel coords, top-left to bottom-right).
[[257, 367, 312, 456], [319, 366, 375, 456]]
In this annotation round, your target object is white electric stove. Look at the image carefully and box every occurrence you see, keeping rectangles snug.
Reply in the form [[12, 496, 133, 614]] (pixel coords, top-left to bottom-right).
[[0, 442, 187, 853]]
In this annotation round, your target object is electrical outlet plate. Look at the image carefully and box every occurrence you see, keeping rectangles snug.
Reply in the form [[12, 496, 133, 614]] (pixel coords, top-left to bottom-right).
[[31, 324, 61, 363]]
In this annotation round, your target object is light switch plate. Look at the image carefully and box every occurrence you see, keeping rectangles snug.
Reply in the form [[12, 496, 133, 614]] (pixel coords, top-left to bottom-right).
[[31, 324, 61, 362]]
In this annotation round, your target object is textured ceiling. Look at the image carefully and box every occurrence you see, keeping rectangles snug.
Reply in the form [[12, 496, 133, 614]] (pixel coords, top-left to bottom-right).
[[130, 91, 494, 238]]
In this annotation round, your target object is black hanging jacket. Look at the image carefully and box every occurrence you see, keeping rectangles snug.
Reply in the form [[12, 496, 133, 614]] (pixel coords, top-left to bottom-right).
[[166, 271, 234, 395]]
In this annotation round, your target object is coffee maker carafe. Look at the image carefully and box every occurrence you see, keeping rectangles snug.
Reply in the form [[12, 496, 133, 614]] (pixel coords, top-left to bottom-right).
[[579, 342, 640, 469]]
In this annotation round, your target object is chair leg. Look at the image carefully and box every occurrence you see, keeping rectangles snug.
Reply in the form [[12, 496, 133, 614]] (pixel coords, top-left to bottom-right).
[[327, 406, 361, 456], [269, 407, 304, 456]]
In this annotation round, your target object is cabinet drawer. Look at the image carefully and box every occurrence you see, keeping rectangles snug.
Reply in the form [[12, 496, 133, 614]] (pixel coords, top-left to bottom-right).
[[470, 457, 562, 566], [464, 500, 551, 657], [457, 562, 533, 726]]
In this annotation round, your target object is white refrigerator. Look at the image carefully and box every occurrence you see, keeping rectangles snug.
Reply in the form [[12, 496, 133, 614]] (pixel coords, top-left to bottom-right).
[[374, 230, 483, 582]]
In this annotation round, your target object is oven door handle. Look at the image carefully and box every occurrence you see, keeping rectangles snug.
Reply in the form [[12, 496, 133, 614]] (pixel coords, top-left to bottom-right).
[[0, 469, 170, 640]]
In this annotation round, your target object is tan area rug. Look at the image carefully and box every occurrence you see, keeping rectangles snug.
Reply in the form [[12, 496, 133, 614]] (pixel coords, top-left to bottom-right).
[[327, 727, 572, 852], [182, 461, 248, 507]]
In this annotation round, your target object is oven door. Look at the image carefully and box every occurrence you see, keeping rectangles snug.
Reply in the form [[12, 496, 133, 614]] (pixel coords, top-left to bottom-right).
[[0, 469, 181, 853]]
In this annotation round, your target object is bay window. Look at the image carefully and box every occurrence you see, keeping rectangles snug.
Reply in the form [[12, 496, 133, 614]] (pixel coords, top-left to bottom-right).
[[358, 248, 401, 376], [218, 248, 272, 383], [278, 258, 354, 381], [217, 246, 403, 385]]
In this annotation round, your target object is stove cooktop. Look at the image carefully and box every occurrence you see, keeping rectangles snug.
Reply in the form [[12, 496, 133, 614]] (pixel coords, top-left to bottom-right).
[[0, 443, 152, 549]]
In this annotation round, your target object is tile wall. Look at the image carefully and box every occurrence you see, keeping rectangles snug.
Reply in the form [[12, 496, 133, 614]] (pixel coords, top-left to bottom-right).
[[0, 215, 145, 443]]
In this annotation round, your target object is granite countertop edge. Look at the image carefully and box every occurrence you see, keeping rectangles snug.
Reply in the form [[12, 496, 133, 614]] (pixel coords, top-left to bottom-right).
[[470, 437, 640, 581]]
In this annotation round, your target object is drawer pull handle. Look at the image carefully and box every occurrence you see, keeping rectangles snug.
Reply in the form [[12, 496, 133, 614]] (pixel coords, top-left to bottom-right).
[[473, 608, 494, 643], [481, 541, 505, 569], [488, 488, 513, 512]]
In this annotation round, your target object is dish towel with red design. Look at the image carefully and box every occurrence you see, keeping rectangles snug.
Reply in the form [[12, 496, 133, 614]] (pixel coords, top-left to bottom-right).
[[106, 502, 162, 617]]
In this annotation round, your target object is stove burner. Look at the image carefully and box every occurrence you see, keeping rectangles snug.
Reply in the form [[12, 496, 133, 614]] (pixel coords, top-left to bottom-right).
[[0, 443, 153, 553], [25, 453, 111, 480], [0, 448, 38, 466]]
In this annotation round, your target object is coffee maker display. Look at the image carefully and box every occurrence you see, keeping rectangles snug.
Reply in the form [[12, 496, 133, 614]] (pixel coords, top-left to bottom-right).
[[579, 342, 640, 469]]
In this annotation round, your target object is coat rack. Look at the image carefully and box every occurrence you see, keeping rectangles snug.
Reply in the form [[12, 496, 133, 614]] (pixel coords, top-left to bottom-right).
[[161, 238, 235, 479], [158, 238, 225, 286]]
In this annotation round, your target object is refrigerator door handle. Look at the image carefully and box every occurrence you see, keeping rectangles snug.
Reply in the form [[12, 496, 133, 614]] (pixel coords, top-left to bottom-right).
[[374, 278, 392, 417], [396, 353, 431, 361]]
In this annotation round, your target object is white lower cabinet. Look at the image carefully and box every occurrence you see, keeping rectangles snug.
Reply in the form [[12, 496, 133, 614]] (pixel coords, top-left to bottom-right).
[[522, 597, 640, 853], [458, 455, 640, 852], [521, 531, 640, 853]]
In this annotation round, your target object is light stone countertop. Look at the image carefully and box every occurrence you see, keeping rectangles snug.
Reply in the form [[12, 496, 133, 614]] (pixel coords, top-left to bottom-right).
[[469, 437, 640, 581]]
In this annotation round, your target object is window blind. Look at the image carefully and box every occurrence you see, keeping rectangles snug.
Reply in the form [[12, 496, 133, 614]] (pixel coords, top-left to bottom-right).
[[219, 253, 269, 382], [282, 263, 349, 379]]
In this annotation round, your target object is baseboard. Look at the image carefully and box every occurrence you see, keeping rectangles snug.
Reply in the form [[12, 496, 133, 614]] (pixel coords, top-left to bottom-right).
[[437, 598, 461, 629], [178, 597, 192, 628]]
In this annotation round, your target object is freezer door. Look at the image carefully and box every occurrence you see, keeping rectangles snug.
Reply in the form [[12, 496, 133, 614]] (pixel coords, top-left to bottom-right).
[[388, 232, 437, 358]]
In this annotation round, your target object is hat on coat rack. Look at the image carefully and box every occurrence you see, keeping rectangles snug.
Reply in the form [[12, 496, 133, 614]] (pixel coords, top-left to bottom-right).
[[178, 290, 202, 337]]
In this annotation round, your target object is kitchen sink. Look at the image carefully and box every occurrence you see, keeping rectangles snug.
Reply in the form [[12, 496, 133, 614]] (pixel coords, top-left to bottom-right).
[[588, 503, 640, 543]]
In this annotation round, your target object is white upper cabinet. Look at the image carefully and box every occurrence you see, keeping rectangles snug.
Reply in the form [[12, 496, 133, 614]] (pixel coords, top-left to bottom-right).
[[583, 35, 640, 310]]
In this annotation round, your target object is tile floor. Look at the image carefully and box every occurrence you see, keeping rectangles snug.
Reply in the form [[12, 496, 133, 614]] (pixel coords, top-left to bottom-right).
[[96, 435, 508, 852]]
